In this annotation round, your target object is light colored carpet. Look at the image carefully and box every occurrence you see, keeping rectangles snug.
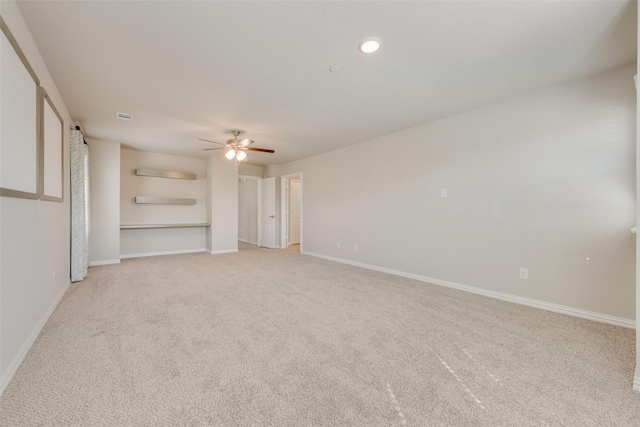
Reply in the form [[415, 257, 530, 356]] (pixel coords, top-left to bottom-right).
[[2, 242, 640, 426]]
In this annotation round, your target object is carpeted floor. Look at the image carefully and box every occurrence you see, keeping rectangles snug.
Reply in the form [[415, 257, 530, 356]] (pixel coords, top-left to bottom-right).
[[1, 242, 640, 426]]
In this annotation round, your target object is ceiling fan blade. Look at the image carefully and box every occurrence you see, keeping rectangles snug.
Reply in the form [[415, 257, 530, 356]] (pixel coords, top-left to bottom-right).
[[198, 138, 226, 146], [246, 147, 275, 153], [202, 147, 224, 151], [239, 138, 254, 147]]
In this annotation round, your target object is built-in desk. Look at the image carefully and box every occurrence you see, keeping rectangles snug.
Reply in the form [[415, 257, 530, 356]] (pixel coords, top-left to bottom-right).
[[120, 223, 210, 229]]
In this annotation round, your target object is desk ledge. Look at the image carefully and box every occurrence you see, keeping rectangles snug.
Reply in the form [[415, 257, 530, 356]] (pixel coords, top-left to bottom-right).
[[120, 223, 210, 229]]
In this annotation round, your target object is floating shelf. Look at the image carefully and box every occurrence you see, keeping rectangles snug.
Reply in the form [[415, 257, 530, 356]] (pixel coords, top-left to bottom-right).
[[135, 168, 196, 180], [135, 196, 196, 205], [120, 223, 210, 229]]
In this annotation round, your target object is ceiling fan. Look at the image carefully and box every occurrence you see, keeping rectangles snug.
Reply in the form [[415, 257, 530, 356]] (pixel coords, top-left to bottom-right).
[[199, 130, 274, 163]]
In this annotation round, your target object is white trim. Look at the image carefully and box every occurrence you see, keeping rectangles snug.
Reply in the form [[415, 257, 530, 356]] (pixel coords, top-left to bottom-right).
[[210, 249, 239, 255], [301, 250, 636, 329], [1, 280, 71, 395], [633, 376, 640, 392], [89, 259, 120, 266], [120, 248, 207, 259], [238, 238, 257, 245]]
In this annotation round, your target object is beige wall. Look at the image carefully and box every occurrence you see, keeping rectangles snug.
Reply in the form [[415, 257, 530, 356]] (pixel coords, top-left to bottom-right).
[[207, 157, 238, 254], [120, 149, 207, 257], [89, 146, 243, 260], [0, 0, 73, 392], [281, 64, 636, 322], [239, 164, 264, 177], [87, 139, 120, 264]]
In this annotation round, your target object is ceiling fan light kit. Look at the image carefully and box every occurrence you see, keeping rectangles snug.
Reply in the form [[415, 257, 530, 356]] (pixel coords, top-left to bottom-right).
[[225, 147, 248, 162]]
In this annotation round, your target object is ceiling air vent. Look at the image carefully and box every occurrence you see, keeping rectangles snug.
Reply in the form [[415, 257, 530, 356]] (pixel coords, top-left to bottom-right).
[[115, 112, 133, 121]]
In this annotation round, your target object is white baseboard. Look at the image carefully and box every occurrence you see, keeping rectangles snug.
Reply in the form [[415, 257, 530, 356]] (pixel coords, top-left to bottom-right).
[[1, 280, 71, 396], [120, 248, 207, 259], [238, 238, 257, 245], [89, 259, 120, 266], [210, 249, 239, 255], [633, 375, 640, 393], [301, 251, 635, 329]]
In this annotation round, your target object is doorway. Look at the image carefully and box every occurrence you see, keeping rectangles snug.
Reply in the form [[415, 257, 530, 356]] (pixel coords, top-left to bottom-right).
[[280, 173, 303, 252]]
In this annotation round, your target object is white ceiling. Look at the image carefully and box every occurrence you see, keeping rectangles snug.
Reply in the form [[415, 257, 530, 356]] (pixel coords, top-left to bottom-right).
[[16, 1, 637, 166]]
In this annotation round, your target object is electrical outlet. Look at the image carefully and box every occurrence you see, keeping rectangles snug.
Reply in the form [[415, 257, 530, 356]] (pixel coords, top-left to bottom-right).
[[519, 268, 528, 280], [336, 242, 341, 248], [440, 188, 447, 198], [353, 244, 358, 252]]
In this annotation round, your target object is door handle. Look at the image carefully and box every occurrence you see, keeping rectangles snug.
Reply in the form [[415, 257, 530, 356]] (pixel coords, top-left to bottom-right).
[[269, 215, 275, 218]]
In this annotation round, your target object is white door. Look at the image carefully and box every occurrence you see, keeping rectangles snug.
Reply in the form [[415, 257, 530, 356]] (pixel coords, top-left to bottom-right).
[[289, 180, 301, 245], [258, 177, 276, 248]]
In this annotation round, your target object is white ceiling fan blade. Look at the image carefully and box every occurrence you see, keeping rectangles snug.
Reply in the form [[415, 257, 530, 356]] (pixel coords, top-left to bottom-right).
[[239, 138, 254, 147]]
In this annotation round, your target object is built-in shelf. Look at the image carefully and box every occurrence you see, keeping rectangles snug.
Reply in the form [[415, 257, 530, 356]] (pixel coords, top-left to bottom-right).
[[120, 223, 210, 229], [135, 168, 196, 180], [135, 196, 196, 205]]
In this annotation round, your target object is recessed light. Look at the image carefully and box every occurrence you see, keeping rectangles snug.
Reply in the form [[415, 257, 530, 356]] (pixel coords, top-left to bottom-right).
[[358, 37, 381, 54]]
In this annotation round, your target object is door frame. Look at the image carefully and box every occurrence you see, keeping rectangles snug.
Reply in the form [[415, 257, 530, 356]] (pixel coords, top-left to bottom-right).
[[280, 172, 303, 250]]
